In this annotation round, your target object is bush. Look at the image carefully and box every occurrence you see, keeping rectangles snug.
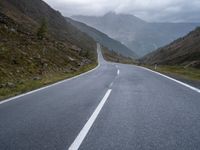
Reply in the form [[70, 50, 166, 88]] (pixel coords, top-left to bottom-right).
[[37, 19, 48, 39]]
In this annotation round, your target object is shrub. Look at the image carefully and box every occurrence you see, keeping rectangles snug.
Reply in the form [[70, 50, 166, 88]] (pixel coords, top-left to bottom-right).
[[37, 18, 48, 39]]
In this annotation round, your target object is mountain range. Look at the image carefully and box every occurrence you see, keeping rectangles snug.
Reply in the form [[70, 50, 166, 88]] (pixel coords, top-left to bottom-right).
[[66, 18, 136, 58], [73, 12, 200, 57]]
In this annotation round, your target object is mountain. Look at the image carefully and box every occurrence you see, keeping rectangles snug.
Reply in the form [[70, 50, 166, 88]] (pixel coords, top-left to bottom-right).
[[0, 0, 97, 90], [66, 17, 137, 58], [141, 27, 200, 68], [1, 0, 96, 56], [72, 12, 199, 57]]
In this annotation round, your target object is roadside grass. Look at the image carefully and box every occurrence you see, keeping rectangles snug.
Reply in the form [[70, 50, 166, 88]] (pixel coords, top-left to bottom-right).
[[144, 65, 200, 81], [0, 63, 97, 101]]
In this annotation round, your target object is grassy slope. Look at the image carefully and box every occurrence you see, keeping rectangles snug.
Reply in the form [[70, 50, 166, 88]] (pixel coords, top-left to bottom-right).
[[0, 0, 98, 100], [0, 14, 97, 100], [141, 27, 200, 68], [144, 65, 200, 81], [141, 27, 200, 84], [1, 0, 97, 60], [0, 63, 97, 100], [0, 20, 97, 100]]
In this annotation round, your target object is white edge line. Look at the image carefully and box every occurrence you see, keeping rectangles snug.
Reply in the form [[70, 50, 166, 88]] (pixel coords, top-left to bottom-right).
[[0, 52, 101, 105], [117, 69, 120, 75], [68, 89, 112, 150], [139, 66, 200, 93]]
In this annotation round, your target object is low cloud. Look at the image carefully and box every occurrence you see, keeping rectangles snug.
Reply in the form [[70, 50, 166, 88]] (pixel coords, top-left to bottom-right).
[[44, 0, 200, 22]]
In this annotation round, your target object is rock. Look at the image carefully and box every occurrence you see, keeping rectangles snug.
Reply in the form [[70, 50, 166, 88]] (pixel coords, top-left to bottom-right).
[[0, 84, 6, 88], [17, 80, 24, 84], [82, 59, 91, 64], [71, 67, 79, 71], [79, 62, 84, 66], [68, 56, 75, 61], [41, 58, 49, 64], [43, 63, 48, 67], [11, 58, 18, 65], [3, 25, 8, 29], [6, 82, 16, 88], [33, 76, 41, 80], [63, 68, 71, 73], [71, 45, 82, 52], [37, 54, 41, 59], [184, 61, 200, 69], [10, 28, 16, 32]]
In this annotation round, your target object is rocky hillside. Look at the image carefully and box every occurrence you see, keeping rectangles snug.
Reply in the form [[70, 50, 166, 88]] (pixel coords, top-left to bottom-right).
[[0, 0, 97, 97], [73, 12, 199, 57], [141, 27, 200, 68], [1, 0, 96, 56], [66, 17, 137, 58]]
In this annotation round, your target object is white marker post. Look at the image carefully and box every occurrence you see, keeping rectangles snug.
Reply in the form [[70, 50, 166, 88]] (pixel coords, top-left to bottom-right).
[[154, 64, 157, 70]]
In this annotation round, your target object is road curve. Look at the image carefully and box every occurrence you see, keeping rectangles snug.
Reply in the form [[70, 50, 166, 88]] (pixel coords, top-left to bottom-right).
[[0, 44, 200, 150]]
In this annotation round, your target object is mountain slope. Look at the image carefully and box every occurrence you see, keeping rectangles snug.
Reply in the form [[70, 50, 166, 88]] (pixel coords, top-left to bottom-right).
[[141, 27, 200, 68], [73, 12, 199, 57], [0, 0, 97, 99], [1, 0, 97, 58], [66, 17, 137, 58]]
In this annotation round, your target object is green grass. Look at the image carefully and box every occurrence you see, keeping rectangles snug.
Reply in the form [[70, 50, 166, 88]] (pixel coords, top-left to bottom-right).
[[145, 65, 200, 81], [0, 63, 97, 101]]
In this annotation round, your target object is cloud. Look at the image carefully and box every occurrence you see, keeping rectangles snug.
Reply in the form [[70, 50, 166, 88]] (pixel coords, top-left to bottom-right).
[[43, 0, 200, 22]]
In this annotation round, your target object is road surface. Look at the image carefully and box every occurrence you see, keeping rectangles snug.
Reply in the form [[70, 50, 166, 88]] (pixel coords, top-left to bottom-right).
[[0, 44, 200, 150]]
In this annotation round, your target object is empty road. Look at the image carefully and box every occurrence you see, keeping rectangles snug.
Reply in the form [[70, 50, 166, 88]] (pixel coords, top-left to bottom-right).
[[0, 44, 200, 150]]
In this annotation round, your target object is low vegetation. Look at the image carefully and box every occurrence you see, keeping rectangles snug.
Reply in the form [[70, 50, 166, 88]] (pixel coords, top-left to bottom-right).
[[142, 27, 200, 69], [37, 18, 48, 40], [0, 63, 97, 100], [145, 65, 200, 81], [0, 3, 97, 101], [101, 46, 137, 64]]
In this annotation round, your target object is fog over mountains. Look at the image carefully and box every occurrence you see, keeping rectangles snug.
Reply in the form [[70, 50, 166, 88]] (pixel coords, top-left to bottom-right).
[[66, 18, 136, 58], [73, 12, 200, 57]]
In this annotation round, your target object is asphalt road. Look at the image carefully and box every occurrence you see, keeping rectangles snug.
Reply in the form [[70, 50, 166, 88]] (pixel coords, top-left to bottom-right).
[[0, 45, 200, 150]]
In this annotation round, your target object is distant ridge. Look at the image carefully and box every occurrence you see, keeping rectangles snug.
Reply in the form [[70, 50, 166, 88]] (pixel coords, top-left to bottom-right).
[[73, 12, 200, 57], [66, 17, 137, 58]]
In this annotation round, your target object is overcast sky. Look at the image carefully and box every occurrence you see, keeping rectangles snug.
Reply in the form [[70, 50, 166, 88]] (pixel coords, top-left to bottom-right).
[[43, 0, 200, 22]]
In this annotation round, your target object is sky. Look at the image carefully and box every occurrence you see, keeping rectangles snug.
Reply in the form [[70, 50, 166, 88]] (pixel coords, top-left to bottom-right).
[[43, 0, 200, 22]]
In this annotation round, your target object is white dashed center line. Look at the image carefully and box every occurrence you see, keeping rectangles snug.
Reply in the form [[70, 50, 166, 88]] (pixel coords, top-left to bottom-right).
[[68, 89, 112, 150]]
